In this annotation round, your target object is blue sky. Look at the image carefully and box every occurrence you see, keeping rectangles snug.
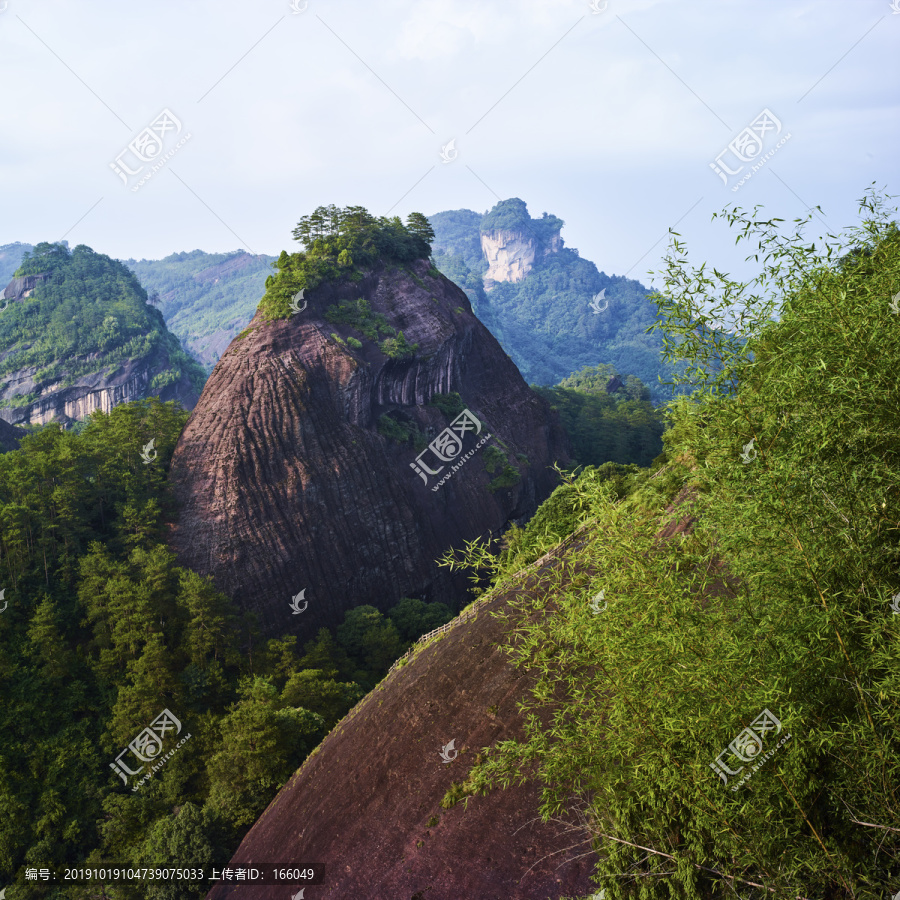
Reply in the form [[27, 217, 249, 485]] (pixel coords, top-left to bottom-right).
[[1, 0, 897, 290]]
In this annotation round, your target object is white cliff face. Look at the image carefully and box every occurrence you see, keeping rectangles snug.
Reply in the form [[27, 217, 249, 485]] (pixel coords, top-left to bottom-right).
[[480, 228, 564, 289], [481, 230, 537, 288], [0, 355, 198, 426]]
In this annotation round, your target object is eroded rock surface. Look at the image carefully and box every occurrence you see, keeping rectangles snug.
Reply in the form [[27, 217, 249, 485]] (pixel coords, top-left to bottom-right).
[[168, 258, 570, 636]]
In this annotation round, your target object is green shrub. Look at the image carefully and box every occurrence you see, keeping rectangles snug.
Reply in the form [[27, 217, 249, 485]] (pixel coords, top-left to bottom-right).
[[377, 413, 425, 448], [258, 206, 433, 321], [448, 191, 900, 896], [481, 445, 506, 474], [428, 391, 466, 419], [379, 331, 418, 359], [487, 464, 521, 492]]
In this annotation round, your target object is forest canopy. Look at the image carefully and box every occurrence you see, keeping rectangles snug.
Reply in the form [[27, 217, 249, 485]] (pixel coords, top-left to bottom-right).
[[0, 399, 454, 898]]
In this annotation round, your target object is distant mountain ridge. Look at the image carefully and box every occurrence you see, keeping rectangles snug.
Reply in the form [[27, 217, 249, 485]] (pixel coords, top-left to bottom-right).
[[124, 249, 276, 369], [0, 241, 34, 286], [428, 199, 684, 403]]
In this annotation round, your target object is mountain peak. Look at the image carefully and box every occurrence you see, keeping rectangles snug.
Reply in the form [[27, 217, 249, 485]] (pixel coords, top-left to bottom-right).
[[0, 241, 204, 426], [478, 198, 565, 288], [169, 250, 569, 636]]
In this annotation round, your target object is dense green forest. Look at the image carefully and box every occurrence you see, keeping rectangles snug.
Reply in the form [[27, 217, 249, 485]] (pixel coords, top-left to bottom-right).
[[256, 205, 436, 320], [440, 192, 900, 898], [0, 243, 206, 408], [0, 399, 453, 899], [534, 363, 665, 469], [123, 250, 275, 370], [428, 199, 693, 403]]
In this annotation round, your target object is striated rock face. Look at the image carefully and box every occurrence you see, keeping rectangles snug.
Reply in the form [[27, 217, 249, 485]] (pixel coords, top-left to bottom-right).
[[168, 258, 570, 636], [0, 348, 199, 427], [205, 532, 598, 900]]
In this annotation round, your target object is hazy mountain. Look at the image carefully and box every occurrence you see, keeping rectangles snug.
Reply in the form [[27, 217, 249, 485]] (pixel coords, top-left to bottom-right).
[[429, 198, 685, 403], [123, 249, 276, 369]]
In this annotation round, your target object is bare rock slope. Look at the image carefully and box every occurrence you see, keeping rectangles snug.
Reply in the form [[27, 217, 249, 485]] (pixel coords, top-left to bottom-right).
[[206, 526, 601, 900]]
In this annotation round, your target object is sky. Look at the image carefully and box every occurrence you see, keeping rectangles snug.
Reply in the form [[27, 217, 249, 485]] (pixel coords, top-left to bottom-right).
[[1, 0, 897, 291]]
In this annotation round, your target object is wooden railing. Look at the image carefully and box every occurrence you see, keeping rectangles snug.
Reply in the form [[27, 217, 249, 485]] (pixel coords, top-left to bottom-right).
[[387, 598, 486, 673]]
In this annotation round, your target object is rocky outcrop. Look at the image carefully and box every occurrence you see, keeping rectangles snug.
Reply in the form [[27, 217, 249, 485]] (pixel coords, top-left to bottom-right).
[[481, 229, 537, 286], [2, 273, 51, 302], [205, 527, 598, 900], [168, 258, 570, 636], [481, 226, 564, 289], [0, 245, 206, 427], [0, 347, 199, 427]]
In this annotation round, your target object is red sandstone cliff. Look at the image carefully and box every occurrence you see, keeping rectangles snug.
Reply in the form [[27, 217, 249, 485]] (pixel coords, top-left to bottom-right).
[[168, 258, 570, 636]]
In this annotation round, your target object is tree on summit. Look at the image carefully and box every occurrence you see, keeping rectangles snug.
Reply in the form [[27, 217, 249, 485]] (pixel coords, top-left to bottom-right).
[[405, 212, 435, 250], [262, 206, 437, 319]]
